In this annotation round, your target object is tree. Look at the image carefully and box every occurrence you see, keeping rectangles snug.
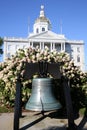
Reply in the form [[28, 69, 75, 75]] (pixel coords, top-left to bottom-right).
[[0, 37, 3, 54]]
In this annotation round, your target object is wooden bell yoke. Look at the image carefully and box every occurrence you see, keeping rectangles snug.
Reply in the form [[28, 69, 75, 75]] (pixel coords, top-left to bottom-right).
[[14, 61, 77, 130]]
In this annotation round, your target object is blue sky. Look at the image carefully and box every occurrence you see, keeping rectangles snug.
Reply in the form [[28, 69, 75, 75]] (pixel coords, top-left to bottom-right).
[[0, 0, 87, 70]]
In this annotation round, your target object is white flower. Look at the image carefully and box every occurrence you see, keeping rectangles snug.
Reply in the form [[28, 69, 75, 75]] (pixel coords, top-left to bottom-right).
[[44, 51, 48, 56], [36, 53, 40, 58], [71, 73, 75, 78], [44, 56, 47, 60], [39, 57, 43, 61], [16, 66, 21, 71], [27, 58, 31, 63], [36, 47, 40, 53], [0, 73, 3, 79], [36, 45, 39, 49], [32, 60, 36, 63], [40, 50, 44, 55], [9, 71, 13, 75], [53, 50, 57, 56], [32, 55, 36, 60], [44, 46, 49, 51]]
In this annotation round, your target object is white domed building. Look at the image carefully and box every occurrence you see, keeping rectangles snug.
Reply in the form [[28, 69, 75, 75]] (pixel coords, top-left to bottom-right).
[[4, 5, 84, 71]]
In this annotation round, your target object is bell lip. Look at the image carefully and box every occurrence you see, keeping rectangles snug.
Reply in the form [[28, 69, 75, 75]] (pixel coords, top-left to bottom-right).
[[25, 105, 62, 111], [25, 108, 61, 111]]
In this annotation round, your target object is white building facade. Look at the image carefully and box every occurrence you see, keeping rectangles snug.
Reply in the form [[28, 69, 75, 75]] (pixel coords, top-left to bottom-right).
[[4, 5, 84, 71]]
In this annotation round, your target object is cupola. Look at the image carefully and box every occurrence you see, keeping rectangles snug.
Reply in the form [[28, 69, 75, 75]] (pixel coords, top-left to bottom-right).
[[33, 5, 51, 34]]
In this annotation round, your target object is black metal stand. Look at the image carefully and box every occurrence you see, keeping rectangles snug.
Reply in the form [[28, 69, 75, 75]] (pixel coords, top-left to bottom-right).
[[13, 62, 78, 130]]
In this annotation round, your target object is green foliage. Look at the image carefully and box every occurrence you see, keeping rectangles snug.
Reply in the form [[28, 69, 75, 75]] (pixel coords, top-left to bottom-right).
[[0, 46, 87, 109], [79, 108, 86, 116], [0, 37, 3, 54], [0, 37, 3, 46]]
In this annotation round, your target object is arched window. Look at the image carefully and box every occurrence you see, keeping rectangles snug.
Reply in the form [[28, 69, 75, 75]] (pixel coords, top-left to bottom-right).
[[42, 27, 45, 32]]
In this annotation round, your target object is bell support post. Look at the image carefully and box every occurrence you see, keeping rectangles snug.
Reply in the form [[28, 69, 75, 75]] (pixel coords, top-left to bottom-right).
[[62, 76, 77, 130], [14, 75, 22, 130]]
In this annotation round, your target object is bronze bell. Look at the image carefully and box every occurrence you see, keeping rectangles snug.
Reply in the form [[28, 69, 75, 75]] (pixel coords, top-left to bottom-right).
[[25, 78, 62, 111]]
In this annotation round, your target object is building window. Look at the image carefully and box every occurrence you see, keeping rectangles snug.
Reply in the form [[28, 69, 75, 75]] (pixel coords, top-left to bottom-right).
[[7, 53, 10, 58], [33, 43, 40, 48], [23, 45, 26, 49], [44, 43, 50, 50], [42, 27, 45, 31], [77, 47, 80, 52], [36, 28, 39, 33], [55, 43, 61, 52], [77, 55, 80, 62], [8, 45, 11, 51], [16, 45, 20, 50], [70, 54, 73, 60]]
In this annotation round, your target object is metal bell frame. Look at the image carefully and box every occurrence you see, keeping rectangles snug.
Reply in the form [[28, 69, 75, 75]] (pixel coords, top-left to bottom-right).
[[14, 61, 77, 130]]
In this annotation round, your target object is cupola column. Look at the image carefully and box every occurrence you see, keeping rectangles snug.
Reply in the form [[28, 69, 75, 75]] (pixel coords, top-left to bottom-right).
[[61, 42, 65, 51], [40, 42, 41, 49], [53, 43, 55, 50], [51, 42, 53, 51]]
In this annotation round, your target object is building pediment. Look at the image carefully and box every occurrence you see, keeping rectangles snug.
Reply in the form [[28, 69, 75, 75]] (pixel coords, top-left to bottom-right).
[[29, 31, 66, 40]]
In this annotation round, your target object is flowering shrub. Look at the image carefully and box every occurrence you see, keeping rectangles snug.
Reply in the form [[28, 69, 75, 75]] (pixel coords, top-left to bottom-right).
[[0, 46, 87, 108]]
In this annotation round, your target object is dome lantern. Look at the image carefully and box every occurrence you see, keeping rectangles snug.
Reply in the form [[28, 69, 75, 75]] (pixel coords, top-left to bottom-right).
[[33, 5, 52, 34]]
